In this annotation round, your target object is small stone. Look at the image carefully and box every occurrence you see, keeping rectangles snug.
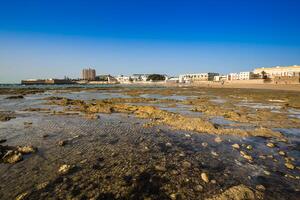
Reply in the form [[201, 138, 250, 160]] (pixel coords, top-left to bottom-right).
[[285, 162, 295, 170], [278, 151, 286, 156], [194, 185, 203, 192], [256, 184, 266, 191], [259, 155, 266, 159], [263, 170, 271, 176], [201, 142, 208, 147], [23, 122, 33, 126], [58, 164, 72, 174], [42, 134, 49, 138], [16, 192, 28, 200], [232, 143, 240, 149], [240, 151, 253, 161], [165, 142, 172, 147], [0, 139, 7, 143], [246, 145, 253, 150], [170, 193, 177, 200], [155, 165, 166, 172], [201, 172, 209, 183], [185, 134, 191, 138], [182, 161, 192, 168], [266, 143, 275, 148], [58, 140, 67, 146], [211, 179, 217, 184], [36, 181, 49, 190], [214, 137, 222, 143], [179, 152, 185, 157], [211, 151, 218, 156]]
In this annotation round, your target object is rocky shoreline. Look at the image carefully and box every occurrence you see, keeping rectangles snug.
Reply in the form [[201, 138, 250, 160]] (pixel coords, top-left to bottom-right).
[[0, 86, 299, 199]]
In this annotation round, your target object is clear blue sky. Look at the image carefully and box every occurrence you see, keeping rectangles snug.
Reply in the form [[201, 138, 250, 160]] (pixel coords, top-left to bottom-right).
[[0, 0, 300, 83]]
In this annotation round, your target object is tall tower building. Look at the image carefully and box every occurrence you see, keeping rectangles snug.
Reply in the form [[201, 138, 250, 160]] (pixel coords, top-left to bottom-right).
[[82, 68, 96, 81]]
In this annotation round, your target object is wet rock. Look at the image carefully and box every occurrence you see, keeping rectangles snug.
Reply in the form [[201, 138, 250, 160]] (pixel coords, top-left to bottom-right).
[[240, 151, 253, 161], [285, 162, 295, 170], [205, 184, 258, 200], [17, 145, 37, 154], [214, 137, 222, 143], [58, 164, 73, 174], [2, 150, 23, 164], [15, 192, 28, 200], [182, 161, 192, 168], [266, 143, 275, 148], [232, 143, 240, 149], [201, 172, 209, 183]]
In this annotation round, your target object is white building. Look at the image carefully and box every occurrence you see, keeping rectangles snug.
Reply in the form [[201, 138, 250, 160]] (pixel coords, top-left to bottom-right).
[[179, 73, 219, 83], [116, 75, 131, 83], [238, 72, 254, 80], [253, 65, 300, 78], [214, 75, 227, 82], [226, 73, 239, 81]]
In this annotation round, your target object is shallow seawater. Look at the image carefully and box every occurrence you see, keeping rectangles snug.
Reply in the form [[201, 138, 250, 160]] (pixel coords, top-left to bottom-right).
[[0, 88, 300, 200]]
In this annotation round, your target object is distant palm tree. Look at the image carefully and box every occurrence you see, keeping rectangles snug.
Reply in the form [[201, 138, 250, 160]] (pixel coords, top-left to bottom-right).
[[261, 71, 267, 79]]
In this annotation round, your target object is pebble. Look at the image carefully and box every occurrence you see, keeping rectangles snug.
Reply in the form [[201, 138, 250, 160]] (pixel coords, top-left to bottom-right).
[[285, 162, 295, 170], [278, 151, 286, 156], [155, 165, 166, 172], [58, 164, 72, 174], [182, 161, 192, 168], [232, 143, 240, 149], [165, 142, 172, 147], [211, 179, 217, 184], [256, 184, 266, 191], [266, 143, 275, 148], [240, 151, 253, 161], [58, 140, 67, 146], [194, 185, 203, 192], [214, 137, 222, 143], [263, 170, 271, 176], [201, 142, 208, 147], [246, 145, 253, 150], [201, 172, 209, 183], [211, 151, 218, 156]]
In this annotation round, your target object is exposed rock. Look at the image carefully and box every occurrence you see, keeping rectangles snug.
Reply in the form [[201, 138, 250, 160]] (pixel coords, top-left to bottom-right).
[[201, 172, 209, 183], [202, 142, 208, 147], [2, 150, 23, 164], [232, 143, 240, 149], [205, 184, 259, 200], [0, 139, 7, 143], [155, 165, 166, 172], [17, 145, 37, 154]]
